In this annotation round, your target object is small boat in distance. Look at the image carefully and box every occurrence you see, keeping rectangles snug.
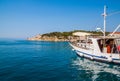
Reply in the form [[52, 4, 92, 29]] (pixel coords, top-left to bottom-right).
[[70, 6, 120, 65]]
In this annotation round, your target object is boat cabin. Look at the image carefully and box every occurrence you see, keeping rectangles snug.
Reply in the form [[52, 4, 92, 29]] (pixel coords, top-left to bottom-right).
[[97, 37, 120, 54]]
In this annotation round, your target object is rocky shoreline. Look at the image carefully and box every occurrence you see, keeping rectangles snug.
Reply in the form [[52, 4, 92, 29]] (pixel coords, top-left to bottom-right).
[[27, 34, 69, 41]]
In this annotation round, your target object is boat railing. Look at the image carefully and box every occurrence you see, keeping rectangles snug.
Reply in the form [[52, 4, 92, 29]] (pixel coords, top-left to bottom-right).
[[71, 41, 94, 50]]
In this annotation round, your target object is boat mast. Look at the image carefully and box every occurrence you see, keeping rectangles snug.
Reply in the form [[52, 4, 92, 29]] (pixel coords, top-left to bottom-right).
[[103, 5, 107, 38]]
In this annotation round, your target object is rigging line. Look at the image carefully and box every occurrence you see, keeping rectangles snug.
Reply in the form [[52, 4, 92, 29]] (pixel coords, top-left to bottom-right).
[[108, 11, 120, 16], [94, 18, 102, 29], [109, 24, 120, 36]]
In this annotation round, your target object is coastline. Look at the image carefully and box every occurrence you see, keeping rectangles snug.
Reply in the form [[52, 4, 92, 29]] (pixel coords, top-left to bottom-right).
[[27, 30, 117, 42], [27, 35, 69, 42]]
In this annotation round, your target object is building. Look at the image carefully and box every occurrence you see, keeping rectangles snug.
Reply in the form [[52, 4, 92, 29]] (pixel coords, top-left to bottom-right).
[[71, 32, 92, 41]]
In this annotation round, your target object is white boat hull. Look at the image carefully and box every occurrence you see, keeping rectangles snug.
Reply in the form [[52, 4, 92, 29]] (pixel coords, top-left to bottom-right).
[[70, 43, 120, 65]]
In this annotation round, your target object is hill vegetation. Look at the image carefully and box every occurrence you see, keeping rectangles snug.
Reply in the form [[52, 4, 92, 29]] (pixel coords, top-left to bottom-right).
[[41, 30, 109, 37], [28, 30, 110, 41]]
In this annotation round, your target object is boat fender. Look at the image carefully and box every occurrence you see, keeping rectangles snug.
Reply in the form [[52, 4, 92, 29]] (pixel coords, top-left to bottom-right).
[[90, 56, 94, 60], [80, 53, 84, 57], [107, 56, 113, 62]]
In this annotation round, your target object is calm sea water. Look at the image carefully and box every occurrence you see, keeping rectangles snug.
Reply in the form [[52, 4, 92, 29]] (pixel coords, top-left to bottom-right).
[[0, 39, 120, 81]]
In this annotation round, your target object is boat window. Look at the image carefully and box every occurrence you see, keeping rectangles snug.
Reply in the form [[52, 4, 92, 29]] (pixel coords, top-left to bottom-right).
[[115, 39, 120, 53], [104, 39, 119, 53], [88, 39, 92, 44], [98, 39, 103, 52], [116, 39, 120, 45]]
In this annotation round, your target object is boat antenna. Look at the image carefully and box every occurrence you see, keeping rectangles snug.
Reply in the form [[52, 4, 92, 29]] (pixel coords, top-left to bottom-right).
[[102, 5, 107, 38]]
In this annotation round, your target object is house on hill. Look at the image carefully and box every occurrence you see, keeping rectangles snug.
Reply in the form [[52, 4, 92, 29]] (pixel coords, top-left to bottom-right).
[[69, 32, 92, 42]]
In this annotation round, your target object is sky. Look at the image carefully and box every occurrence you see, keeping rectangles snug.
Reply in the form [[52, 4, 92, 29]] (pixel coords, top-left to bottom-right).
[[0, 0, 120, 39]]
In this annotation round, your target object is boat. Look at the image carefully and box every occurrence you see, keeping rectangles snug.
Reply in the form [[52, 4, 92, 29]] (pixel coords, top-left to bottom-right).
[[69, 6, 120, 65]]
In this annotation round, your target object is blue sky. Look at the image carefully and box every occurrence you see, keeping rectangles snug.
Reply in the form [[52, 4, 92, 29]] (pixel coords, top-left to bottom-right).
[[0, 0, 120, 39]]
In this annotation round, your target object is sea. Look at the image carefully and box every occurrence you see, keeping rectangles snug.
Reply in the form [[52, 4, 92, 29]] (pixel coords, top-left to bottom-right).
[[0, 39, 120, 81]]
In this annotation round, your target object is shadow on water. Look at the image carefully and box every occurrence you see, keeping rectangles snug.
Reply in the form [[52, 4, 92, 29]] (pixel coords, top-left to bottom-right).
[[71, 56, 120, 81]]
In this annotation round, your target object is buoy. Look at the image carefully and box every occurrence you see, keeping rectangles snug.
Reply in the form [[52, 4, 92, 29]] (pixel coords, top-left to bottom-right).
[[80, 53, 84, 57]]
